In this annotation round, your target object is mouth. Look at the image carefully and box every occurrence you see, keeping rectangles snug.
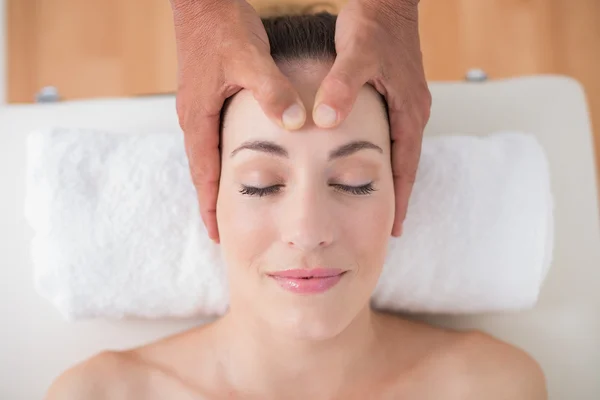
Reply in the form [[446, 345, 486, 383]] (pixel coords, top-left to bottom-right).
[[267, 268, 347, 294]]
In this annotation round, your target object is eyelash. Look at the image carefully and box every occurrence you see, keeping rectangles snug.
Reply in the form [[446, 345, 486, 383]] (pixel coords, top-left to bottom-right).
[[239, 183, 376, 197], [331, 183, 376, 195], [239, 185, 284, 197]]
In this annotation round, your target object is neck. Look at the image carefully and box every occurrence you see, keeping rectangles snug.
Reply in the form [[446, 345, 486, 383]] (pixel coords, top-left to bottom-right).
[[214, 304, 382, 398]]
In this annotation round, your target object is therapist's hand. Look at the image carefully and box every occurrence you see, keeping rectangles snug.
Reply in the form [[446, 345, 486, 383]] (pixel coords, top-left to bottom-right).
[[170, 0, 306, 242], [314, 0, 432, 236]]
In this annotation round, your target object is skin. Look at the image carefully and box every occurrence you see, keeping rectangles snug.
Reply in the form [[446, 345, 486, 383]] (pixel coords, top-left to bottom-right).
[[45, 62, 547, 400], [169, 0, 431, 242]]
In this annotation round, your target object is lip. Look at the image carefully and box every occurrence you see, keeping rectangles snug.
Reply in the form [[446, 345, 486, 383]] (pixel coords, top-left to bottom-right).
[[268, 268, 347, 294]]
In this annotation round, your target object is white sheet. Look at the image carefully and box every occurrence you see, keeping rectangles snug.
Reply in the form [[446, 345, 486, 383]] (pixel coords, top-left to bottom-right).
[[1, 76, 599, 400]]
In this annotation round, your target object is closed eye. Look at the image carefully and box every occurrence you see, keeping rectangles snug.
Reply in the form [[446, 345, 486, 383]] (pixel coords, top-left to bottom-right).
[[239, 183, 376, 197], [330, 183, 376, 195], [239, 185, 283, 197]]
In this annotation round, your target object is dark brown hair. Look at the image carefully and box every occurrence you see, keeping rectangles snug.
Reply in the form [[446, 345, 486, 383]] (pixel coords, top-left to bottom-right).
[[263, 12, 337, 62], [220, 13, 387, 134], [220, 13, 338, 133]]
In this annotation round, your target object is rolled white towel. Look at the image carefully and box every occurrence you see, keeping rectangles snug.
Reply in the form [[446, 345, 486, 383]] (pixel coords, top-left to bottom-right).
[[24, 128, 553, 320]]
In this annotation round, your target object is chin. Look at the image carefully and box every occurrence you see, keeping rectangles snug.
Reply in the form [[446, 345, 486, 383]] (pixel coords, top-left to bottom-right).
[[269, 303, 355, 341]]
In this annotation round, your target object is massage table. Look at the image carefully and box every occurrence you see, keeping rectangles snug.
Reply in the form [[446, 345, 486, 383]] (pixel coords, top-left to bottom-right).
[[1, 75, 599, 399]]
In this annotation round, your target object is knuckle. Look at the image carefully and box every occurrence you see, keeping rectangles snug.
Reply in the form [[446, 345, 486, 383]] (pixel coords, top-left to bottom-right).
[[419, 86, 433, 121], [175, 97, 187, 126], [327, 71, 353, 92], [256, 77, 283, 106], [322, 73, 356, 110], [403, 138, 421, 161], [393, 123, 422, 159], [395, 165, 418, 185], [189, 163, 219, 191]]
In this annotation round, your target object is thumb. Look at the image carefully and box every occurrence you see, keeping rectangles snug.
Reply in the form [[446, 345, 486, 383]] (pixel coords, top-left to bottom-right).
[[313, 53, 375, 128], [235, 56, 307, 130]]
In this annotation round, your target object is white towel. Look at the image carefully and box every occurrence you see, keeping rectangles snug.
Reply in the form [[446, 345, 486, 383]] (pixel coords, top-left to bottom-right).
[[24, 128, 554, 320]]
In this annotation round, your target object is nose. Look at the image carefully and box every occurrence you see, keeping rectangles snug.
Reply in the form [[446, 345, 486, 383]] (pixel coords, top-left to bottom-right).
[[280, 187, 335, 251]]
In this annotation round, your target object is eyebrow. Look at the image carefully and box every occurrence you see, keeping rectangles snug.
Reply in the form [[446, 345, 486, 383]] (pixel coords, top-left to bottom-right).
[[230, 141, 288, 158], [328, 141, 383, 160], [230, 140, 383, 160]]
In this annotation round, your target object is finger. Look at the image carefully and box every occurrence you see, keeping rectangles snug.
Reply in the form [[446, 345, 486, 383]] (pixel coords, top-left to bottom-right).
[[313, 52, 375, 128], [389, 108, 423, 237], [182, 107, 221, 243], [234, 56, 306, 130]]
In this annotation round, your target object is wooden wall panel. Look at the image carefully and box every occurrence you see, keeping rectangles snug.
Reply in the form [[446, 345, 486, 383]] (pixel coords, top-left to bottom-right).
[[8, 0, 177, 103], [7, 0, 38, 103], [6, 0, 600, 176], [419, 0, 600, 179]]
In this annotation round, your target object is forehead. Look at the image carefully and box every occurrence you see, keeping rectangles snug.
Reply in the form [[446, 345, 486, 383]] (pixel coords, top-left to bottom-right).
[[221, 61, 389, 150]]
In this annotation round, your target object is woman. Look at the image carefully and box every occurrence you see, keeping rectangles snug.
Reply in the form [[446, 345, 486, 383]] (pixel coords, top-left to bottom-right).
[[47, 14, 546, 400]]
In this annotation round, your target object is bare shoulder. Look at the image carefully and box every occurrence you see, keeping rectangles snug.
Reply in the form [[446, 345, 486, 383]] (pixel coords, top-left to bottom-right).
[[435, 330, 548, 400], [374, 315, 547, 400], [44, 350, 139, 400], [44, 340, 207, 400]]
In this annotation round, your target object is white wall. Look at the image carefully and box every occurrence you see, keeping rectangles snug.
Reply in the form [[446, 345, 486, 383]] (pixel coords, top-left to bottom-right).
[[0, 0, 6, 104]]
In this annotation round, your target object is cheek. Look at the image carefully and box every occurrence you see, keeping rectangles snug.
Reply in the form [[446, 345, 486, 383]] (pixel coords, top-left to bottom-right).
[[339, 189, 394, 274], [216, 184, 277, 270]]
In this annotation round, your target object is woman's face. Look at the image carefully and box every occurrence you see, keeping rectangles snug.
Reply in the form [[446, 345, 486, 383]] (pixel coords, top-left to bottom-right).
[[217, 61, 394, 340]]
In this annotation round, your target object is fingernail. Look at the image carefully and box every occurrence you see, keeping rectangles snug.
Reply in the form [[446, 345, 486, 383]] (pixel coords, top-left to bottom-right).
[[282, 103, 306, 130], [314, 104, 337, 128]]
